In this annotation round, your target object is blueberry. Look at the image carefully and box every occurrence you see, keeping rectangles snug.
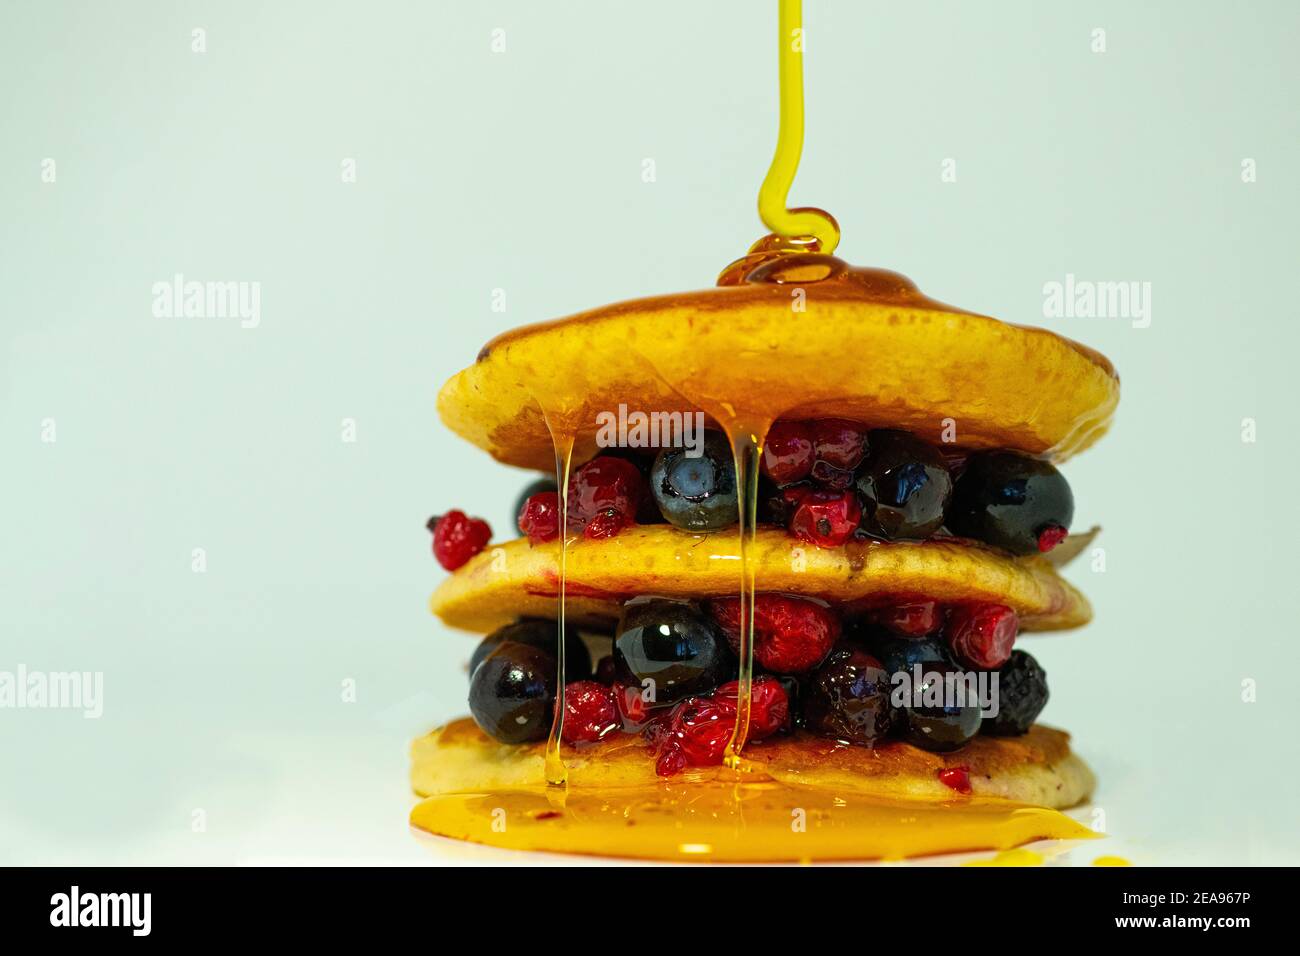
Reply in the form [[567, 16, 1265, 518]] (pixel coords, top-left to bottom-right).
[[946, 451, 1073, 555], [898, 662, 982, 753], [613, 598, 732, 704], [470, 619, 591, 683], [512, 477, 557, 529], [982, 650, 1049, 736], [854, 625, 954, 679], [468, 641, 556, 744], [802, 642, 895, 746], [650, 431, 738, 532], [854, 430, 952, 540]]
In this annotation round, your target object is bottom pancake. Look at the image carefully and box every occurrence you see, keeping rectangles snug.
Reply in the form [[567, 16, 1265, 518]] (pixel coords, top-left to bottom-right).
[[409, 719, 1097, 862], [413, 717, 1093, 806]]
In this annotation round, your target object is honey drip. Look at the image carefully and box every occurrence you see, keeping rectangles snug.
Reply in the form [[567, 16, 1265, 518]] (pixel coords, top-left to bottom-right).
[[722, 430, 764, 768], [543, 426, 576, 788]]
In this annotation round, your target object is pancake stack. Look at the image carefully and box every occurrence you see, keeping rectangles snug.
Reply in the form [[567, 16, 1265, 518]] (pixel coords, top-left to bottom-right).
[[413, 250, 1118, 860]]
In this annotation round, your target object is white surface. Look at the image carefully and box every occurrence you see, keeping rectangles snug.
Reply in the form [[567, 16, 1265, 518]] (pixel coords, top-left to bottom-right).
[[2, 0, 1298, 865]]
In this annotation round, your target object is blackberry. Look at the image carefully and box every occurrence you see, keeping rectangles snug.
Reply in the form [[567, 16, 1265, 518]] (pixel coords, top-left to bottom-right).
[[982, 650, 1049, 736]]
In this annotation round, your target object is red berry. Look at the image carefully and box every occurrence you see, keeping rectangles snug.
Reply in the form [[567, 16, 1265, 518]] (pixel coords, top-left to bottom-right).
[[567, 457, 644, 538], [561, 681, 620, 744], [777, 483, 812, 514], [582, 507, 628, 540], [1036, 524, 1068, 553], [653, 696, 736, 776], [615, 683, 652, 726], [938, 765, 972, 794], [715, 676, 789, 739], [653, 740, 688, 776], [873, 600, 942, 638], [947, 603, 1019, 669], [811, 419, 867, 471], [431, 510, 491, 570], [518, 491, 560, 543], [709, 594, 840, 674], [789, 489, 861, 548], [762, 421, 815, 484]]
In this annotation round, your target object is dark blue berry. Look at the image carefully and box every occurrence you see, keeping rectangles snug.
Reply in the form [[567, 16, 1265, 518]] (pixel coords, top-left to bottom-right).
[[650, 432, 738, 532], [982, 650, 1049, 736], [857, 627, 954, 679], [468, 641, 555, 744], [613, 598, 731, 704], [802, 642, 895, 746], [854, 429, 952, 540], [898, 662, 982, 753], [947, 452, 1073, 555], [470, 619, 591, 683]]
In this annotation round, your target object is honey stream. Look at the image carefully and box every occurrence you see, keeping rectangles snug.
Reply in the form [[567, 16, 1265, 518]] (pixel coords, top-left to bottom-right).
[[542, 425, 576, 788], [758, 0, 839, 255]]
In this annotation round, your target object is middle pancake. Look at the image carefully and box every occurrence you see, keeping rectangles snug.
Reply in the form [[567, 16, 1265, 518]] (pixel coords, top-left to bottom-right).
[[430, 526, 1091, 635]]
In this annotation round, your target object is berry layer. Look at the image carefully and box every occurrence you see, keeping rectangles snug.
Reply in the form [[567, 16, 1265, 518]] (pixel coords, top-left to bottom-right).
[[429, 527, 1091, 634]]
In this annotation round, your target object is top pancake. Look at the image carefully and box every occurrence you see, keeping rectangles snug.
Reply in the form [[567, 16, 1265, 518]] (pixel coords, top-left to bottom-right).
[[438, 265, 1119, 471]]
